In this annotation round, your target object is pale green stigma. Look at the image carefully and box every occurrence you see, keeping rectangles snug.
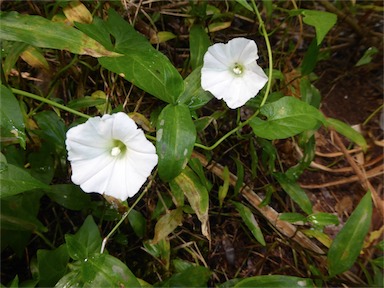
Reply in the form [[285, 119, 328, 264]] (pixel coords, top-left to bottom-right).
[[232, 63, 243, 75], [110, 140, 126, 157]]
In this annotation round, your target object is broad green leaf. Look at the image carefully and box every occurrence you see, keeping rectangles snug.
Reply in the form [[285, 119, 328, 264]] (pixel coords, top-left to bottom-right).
[[278, 213, 307, 224], [37, 244, 69, 287], [235, 0, 254, 12], [300, 77, 321, 108], [0, 190, 43, 256], [189, 25, 211, 70], [234, 275, 314, 287], [308, 212, 339, 227], [301, 10, 337, 45], [173, 259, 195, 273], [127, 209, 146, 238], [328, 191, 372, 277], [2, 41, 29, 79], [143, 239, 171, 270], [96, 9, 184, 104], [301, 39, 319, 76], [63, 0, 93, 24], [156, 104, 196, 181], [67, 96, 106, 111], [0, 163, 49, 198], [232, 201, 265, 246], [20, 45, 50, 70], [152, 208, 183, 244], [47, 184, 91, 211], [325, 118, 367, 151], [188, 157, 212, 192], [274, 172, 313, 214], [249, 96, 325, 140], [0, 85, 26, 148], [34, 110, 66, 155], [1, 193, 46, 232], [160, 266, 211, 287], [172, 167, 209, 239], [177, 67, 213, 110], [8, 275, 19, 288], [0, 11, 117, 57], [55, 253, 141, 288], [303, 229, 332, 248], [28, 145, 55, 184], [65, 215, 102, 261]]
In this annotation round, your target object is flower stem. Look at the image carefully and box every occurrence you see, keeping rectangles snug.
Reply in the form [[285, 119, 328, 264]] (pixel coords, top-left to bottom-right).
[[195, 2, 273, 151], [11, 88, 91, 119], [100, 171, 157, 254], [251, 0, 273, 108]]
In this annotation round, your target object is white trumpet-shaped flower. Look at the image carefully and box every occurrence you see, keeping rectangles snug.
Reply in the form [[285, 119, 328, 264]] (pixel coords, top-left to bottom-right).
[[201, 37, 268, 109], [66, 112, 158, 201]]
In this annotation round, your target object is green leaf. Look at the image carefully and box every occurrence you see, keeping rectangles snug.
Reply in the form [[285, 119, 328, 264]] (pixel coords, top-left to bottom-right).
[[1, 193, 46, 232], [355, 47, 378, 67], [156, 104, 196, 181], [234, 275, 314, 287], [249, 96, 325, 140], [177, 67, 213, 110], [28, 146, 55, 184], [301, 39, 319, 76], [274, 172, 313, 214], [55, 253, 141, 287], [127, 209, 146, 238], [97, 9, 184, 104], [235, 0, 254, 12], [189, 25, 210, 70], [308, 212, 339, 227], [37, 244, 69, 287], [328, 191, 372, 277], [34, 110, 66, 155], [160, 266, 211, 287], [67, 96, 106, 111], [172, 167, 209, 239], [152, 208, 183, 244], [47, 184, 91, 211], [65, 215, 102, 261], [300, 77, 321, 108], [301, 10, 337, 45], [218, 166, 230, 209], [325, 118, 367, 152], [0, 84, 26, 148], [0, 11, 117, 57], [0, 163, 50, 198], [143, 239, 171, 270], [232, 201, 265, 246], [278, 213, 307, 224]]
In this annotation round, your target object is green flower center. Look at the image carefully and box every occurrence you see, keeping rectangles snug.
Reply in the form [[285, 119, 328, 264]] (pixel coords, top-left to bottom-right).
[[110, 140, 127, 157], [232, 63, 244, 75]]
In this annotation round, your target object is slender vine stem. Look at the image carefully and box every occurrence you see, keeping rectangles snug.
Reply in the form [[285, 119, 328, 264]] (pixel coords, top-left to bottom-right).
[[11, 88, 91, 119], [195, 1, 273, 151], [100, 171, 156, 254]]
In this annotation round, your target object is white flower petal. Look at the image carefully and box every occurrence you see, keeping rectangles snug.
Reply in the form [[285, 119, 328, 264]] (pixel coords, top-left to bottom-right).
[[201, 37, 268, 109], [227, 37, 259, 64], [66, 113, 158, 201], [205, 43, 233, 67], [201, 70, 233, 100]]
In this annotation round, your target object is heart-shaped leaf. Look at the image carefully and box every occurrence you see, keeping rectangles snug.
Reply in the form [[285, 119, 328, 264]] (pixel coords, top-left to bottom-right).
[[250, 96, 325, 140]]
